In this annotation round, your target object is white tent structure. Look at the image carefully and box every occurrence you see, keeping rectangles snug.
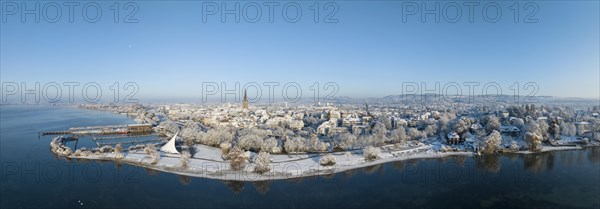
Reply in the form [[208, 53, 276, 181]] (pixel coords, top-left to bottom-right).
[[160, 131, 180, 154]]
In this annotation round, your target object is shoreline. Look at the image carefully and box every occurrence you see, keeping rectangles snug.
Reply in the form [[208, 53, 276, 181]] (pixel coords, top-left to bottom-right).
[[63, 143, 590, 182]]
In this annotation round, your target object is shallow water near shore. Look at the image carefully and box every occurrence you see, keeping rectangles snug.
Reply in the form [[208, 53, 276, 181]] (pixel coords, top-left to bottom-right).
[[1, 105, 599, 208]]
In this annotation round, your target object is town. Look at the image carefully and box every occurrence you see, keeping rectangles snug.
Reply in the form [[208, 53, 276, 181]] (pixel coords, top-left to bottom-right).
[[48, 93, 600, 181]]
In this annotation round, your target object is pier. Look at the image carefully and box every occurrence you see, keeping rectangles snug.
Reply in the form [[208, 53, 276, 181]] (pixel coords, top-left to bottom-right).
[[41, 124, 154, 136]]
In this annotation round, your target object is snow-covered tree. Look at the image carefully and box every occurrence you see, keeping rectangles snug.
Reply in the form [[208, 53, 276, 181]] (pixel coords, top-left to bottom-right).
[[180, 127, 199, 146], [253, 152, 271, 173], [220, 142, 232, 155], [158, 120, 180, 135], [363, 146, 381, 161], [525, 121, 543, 152], [198, 128, 235, 146], [180, 150, 191, 168], [261, 137, 278, 153], [308, 136, 328, 152], [238, 134, 264, 151], [511, 118, 525, 129], [144, 144, 160, 164], [424, 123, 438, 137], [482, 130, 501, 154], [285, 137, 308, 153], [485, 116, 501, 134], [407, 128, 424, 141], [389, 127, 407, 144], [228, 147, 247, 170], [539, 121, 549, 141], [114, 143, 124, 160], [560, 122, 576, 136], [379, 117, 392, 130], [453, 118, 468, 135], [336, 133, 358, 149], [319, 154, 336, 166], [372, 122, 388, 138]]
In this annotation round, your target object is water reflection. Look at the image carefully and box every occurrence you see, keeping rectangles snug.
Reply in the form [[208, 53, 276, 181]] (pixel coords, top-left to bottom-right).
[[475, 154, 501, 173], [588, 147, 600, 162], [178, 175, 192, 186], [362, 164, 384, 175], [223, 180, 246, 193], [252, 181, 270, 194]]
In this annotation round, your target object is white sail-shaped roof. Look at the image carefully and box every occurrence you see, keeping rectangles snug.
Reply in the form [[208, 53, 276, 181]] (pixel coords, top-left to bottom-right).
[[160, 131, 180, 154]]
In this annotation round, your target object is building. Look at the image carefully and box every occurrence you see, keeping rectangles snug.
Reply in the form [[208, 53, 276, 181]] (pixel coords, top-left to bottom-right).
[[242, 89, 249, 109], [446, 132, 461, 145], [127, 124, 153, 133]]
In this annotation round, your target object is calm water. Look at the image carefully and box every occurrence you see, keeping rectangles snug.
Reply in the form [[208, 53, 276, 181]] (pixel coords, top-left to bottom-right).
[[1, 105, 599, 209]]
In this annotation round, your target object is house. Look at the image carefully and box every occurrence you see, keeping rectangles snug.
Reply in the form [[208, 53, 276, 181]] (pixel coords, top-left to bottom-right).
[[575, 121, 590, 135], [446, 132, 461, 145], [500, 125, 520, 133]]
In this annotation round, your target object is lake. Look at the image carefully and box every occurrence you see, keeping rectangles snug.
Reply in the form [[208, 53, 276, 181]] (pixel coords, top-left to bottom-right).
[[1, 105, 599, 208]]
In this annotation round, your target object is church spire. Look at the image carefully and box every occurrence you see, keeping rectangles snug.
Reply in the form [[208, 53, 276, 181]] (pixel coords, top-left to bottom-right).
[[242, 89, 249, 109]]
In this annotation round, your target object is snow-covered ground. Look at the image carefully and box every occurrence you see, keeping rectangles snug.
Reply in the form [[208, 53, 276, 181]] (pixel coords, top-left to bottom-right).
[[67, 143, 473, 181]]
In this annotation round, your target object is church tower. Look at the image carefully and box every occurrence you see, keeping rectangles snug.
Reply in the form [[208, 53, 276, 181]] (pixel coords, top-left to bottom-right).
[[242, 89, 249, 109]]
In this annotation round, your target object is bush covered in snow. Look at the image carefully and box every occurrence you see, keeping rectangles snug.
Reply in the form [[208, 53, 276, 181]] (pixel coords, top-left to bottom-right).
[[228, 147, 247, 170], [363, 146, 381, 161], [319, 154, 336, 166], [253, 152, 271, 173], [114, 143, 124, 160], [220, 142, 232, 155]]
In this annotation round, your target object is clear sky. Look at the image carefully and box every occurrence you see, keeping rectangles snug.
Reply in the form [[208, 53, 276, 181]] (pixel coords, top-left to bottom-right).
[[1, 1, 599, 102]]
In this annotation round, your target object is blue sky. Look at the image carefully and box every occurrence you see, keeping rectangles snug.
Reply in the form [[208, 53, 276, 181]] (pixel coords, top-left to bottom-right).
[[1, 1, 599, 101]]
